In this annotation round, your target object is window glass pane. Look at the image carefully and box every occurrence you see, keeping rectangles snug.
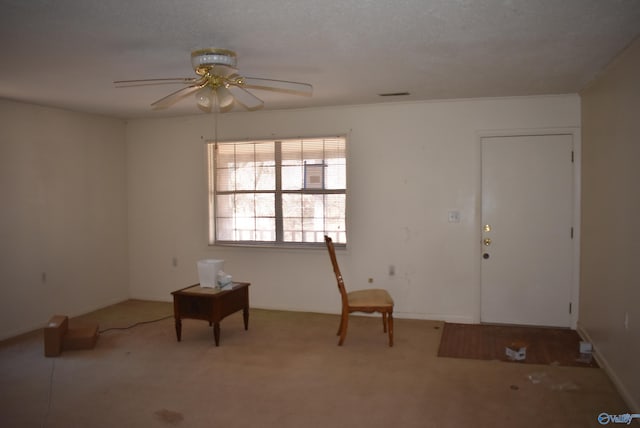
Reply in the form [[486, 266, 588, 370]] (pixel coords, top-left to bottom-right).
[[282, 165, 303, 190], [282, 193, 302, 217], [283, 217, 302, 242], [216, 194, 235, 217], [303, 230, 325, 243], [235, 193, 255, 217], [235, 217, 255, 241], [325, 159, 346, 189], [283, 217, 302, 231], [325, 194, 346, 219], [216, 218, 235, 240], [283, 230, 302, 242], [325, 194, 346, 243], [255, 218, 275, 241], [327, 231, 347, 244], [302, 216, 322, 232], [256, 165, 275, 190], [216, 168, 235, 191], [255, 193, 275, 216], [235, 165, 256, 190], [302, 194, 323, 218], [283, 193, 302, 243], [325, 218, 346, 234]]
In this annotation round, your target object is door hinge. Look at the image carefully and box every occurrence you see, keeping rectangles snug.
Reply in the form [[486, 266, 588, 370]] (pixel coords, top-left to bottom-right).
[[571, 150, 574, 163], [570, 227, 574, 239], [569, 302, 572, 314]]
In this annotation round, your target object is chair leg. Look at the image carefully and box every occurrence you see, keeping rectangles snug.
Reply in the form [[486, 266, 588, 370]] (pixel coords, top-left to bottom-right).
[[387, 312, 394, 347], [338, 311, 349, 346], [382, 312, 388, 333]]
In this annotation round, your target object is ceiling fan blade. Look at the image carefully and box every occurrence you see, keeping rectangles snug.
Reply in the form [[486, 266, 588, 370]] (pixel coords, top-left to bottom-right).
[[151, 82, 207, 109], [241, 77, 312, 96], [227, 85, 264, 110], [114, 77, 197, 88]]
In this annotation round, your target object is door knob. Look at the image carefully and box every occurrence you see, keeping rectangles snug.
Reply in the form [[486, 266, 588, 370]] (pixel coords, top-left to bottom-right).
[[483, 238, 492, 246]]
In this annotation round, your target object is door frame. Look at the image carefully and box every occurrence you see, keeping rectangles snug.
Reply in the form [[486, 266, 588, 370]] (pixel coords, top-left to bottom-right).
[[475, 127, 581, 329]]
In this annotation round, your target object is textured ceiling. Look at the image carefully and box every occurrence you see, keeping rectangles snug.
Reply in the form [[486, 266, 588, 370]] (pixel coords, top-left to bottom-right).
[[1, 0, 639, 119]]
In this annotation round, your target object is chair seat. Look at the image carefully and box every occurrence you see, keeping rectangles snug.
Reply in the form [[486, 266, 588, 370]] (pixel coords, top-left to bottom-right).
[[347, 289, 394, 309]]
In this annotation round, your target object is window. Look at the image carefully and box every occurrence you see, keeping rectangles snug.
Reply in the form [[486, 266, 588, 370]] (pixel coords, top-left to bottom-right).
[[208, 136, 347, 247]]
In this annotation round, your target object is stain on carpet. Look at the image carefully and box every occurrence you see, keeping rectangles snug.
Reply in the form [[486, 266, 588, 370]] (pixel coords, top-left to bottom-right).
[[155, 409, 184, 425]]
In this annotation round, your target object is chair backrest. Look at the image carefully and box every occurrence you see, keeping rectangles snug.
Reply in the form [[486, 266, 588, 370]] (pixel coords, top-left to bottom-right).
[[324, 235, 348, 304]]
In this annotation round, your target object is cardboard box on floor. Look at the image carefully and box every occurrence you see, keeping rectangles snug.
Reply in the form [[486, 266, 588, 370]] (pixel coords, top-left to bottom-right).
[[506, 341, 528, 361], [44, 315, 98, 357]]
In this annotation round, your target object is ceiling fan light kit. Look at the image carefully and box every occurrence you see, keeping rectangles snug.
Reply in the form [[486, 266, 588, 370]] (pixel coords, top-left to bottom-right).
[[195, 86, 234, 111], [114, 47, 313, 112], [215, 85, 235, 108], [195, 87, 213, 109]]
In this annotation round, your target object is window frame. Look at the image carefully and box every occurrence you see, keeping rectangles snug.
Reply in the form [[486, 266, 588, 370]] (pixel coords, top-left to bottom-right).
[[207, 136, 347, 249]]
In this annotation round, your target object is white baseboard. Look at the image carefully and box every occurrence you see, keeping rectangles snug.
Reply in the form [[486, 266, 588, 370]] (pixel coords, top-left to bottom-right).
[[577, 323, 639, 414]]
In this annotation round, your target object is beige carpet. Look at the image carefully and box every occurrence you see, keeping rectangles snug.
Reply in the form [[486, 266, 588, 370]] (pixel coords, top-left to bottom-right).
[[0, 300, 629, 428]]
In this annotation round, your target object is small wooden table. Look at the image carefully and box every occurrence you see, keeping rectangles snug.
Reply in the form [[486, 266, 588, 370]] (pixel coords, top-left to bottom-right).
[[171, 282, 250, 346]]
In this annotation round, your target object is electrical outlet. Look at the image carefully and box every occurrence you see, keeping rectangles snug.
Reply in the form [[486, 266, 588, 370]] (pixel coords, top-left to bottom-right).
[[368, 277, 374, 283], [172, 257, 178, 267], [389, 265, 395, 276]]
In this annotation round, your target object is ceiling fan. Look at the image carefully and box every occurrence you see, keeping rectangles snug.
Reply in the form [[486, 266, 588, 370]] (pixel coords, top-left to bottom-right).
[[114, 48, 313, 112]]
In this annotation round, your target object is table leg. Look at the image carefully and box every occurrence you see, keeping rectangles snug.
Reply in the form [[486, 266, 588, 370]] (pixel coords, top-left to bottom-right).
[[213, 322, 220, 346], [175, 318, 182, 342], [243, 306, 249, 330]]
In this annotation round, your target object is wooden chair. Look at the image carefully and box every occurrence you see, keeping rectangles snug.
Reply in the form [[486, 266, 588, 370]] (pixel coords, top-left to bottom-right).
[[324, 235, 394, 346]]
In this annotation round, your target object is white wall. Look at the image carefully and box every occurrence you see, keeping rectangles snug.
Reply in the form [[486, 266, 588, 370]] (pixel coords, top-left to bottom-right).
[[126, 95, 580, 323], [0, 100, 129, 340], [579, 37, 640, 411]]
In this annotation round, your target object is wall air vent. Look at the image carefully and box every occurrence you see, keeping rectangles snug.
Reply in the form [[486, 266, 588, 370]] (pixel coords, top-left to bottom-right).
[[378, 92, 410, 97]]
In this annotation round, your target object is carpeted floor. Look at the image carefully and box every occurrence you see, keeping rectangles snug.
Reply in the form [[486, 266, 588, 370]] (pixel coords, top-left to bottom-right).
[[0, 301, 628, 428], [437, 323, 598, 367]]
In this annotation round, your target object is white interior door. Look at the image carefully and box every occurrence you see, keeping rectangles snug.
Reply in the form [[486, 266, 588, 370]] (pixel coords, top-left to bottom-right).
[[481, 134, 574, 327]]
